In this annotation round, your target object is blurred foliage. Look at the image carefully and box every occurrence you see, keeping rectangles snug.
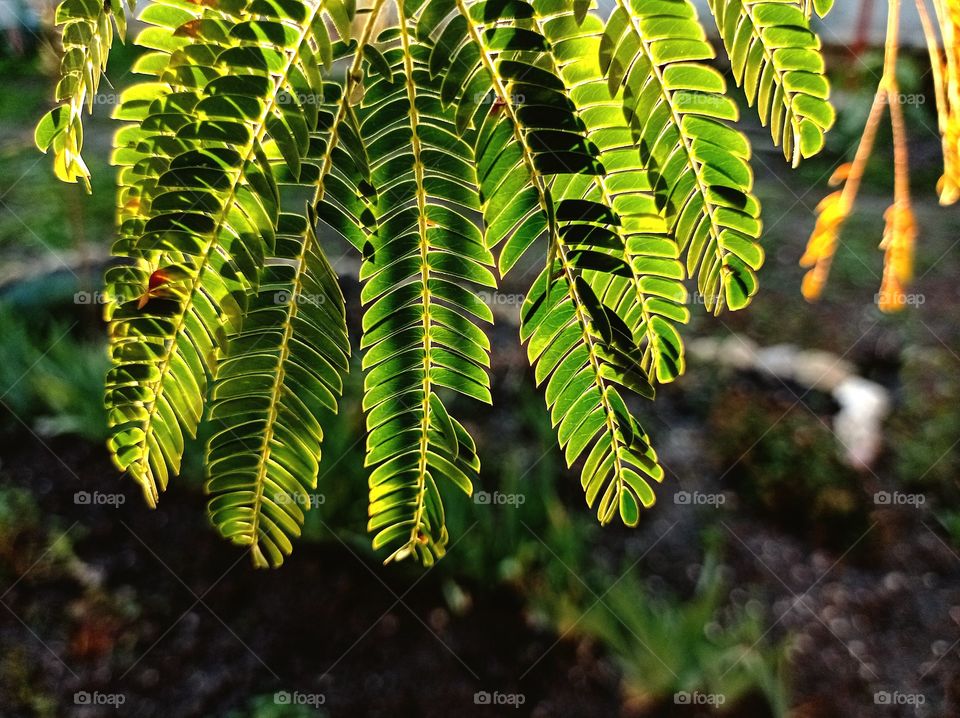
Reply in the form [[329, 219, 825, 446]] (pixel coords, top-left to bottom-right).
[[824, 51, 940, 187], [707, 386, 870, 549], [889, 346, 960, 543], [440, 383, 589, 587], [532, 546, 788, 716], [0, 57, 46, 124], [267, 374, 790, 712], [891, 346, 960, 490], [0, 154, 113, 254], [0, 302, 108, 442], [0, 645, 58, 718], [0, 486, 42, 574], [0, 484, 90, 615]]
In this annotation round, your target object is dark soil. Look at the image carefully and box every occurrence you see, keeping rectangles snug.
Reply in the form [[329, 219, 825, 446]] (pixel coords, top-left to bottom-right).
[[3, 394, 960, 718], [0, 435, 627, 718]]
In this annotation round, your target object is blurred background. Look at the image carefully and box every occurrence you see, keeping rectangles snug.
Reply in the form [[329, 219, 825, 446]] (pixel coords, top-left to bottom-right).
[[0, 1, 959, 716]]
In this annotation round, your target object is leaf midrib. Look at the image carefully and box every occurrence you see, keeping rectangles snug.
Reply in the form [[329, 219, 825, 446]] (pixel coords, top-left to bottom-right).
[[397, 6, 436, 559]]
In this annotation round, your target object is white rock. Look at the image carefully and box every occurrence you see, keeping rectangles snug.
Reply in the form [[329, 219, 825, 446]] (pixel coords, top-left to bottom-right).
[[833, 376, 891, 469], [793, 349, 855, 391]]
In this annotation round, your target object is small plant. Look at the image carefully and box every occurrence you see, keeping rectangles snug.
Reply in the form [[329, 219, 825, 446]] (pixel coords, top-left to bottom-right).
[[535, 551, 789, 716]]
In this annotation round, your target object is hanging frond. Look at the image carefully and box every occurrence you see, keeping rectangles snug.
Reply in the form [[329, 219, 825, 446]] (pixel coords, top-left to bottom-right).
[[202, 6, 389, 569], [206, 210, 350, 568], [462, 0, 669, 521], [357, 22, 495, 565], [105, 0, 350, 506], [520, 254, 664, 526], [535, 2, 689, 384], [802, 0, 923, 312], [601, 0, 765, 314], [35, 0, 136, 188], [708, 0, 835, 166]]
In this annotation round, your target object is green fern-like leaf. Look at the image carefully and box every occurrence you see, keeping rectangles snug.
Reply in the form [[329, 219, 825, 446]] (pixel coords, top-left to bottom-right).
[[52, 0, 845, 567], [105, 0, 346, 506], [708, 0, 835, 165], [521, 258, 664, 526], [206, 210, 349, 568], [35, 0, 136, 188], [601, 0, 765, 314], [357, 21, 495, 565], [467, 2, 669, 521], [536, 1, 690, 383]]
